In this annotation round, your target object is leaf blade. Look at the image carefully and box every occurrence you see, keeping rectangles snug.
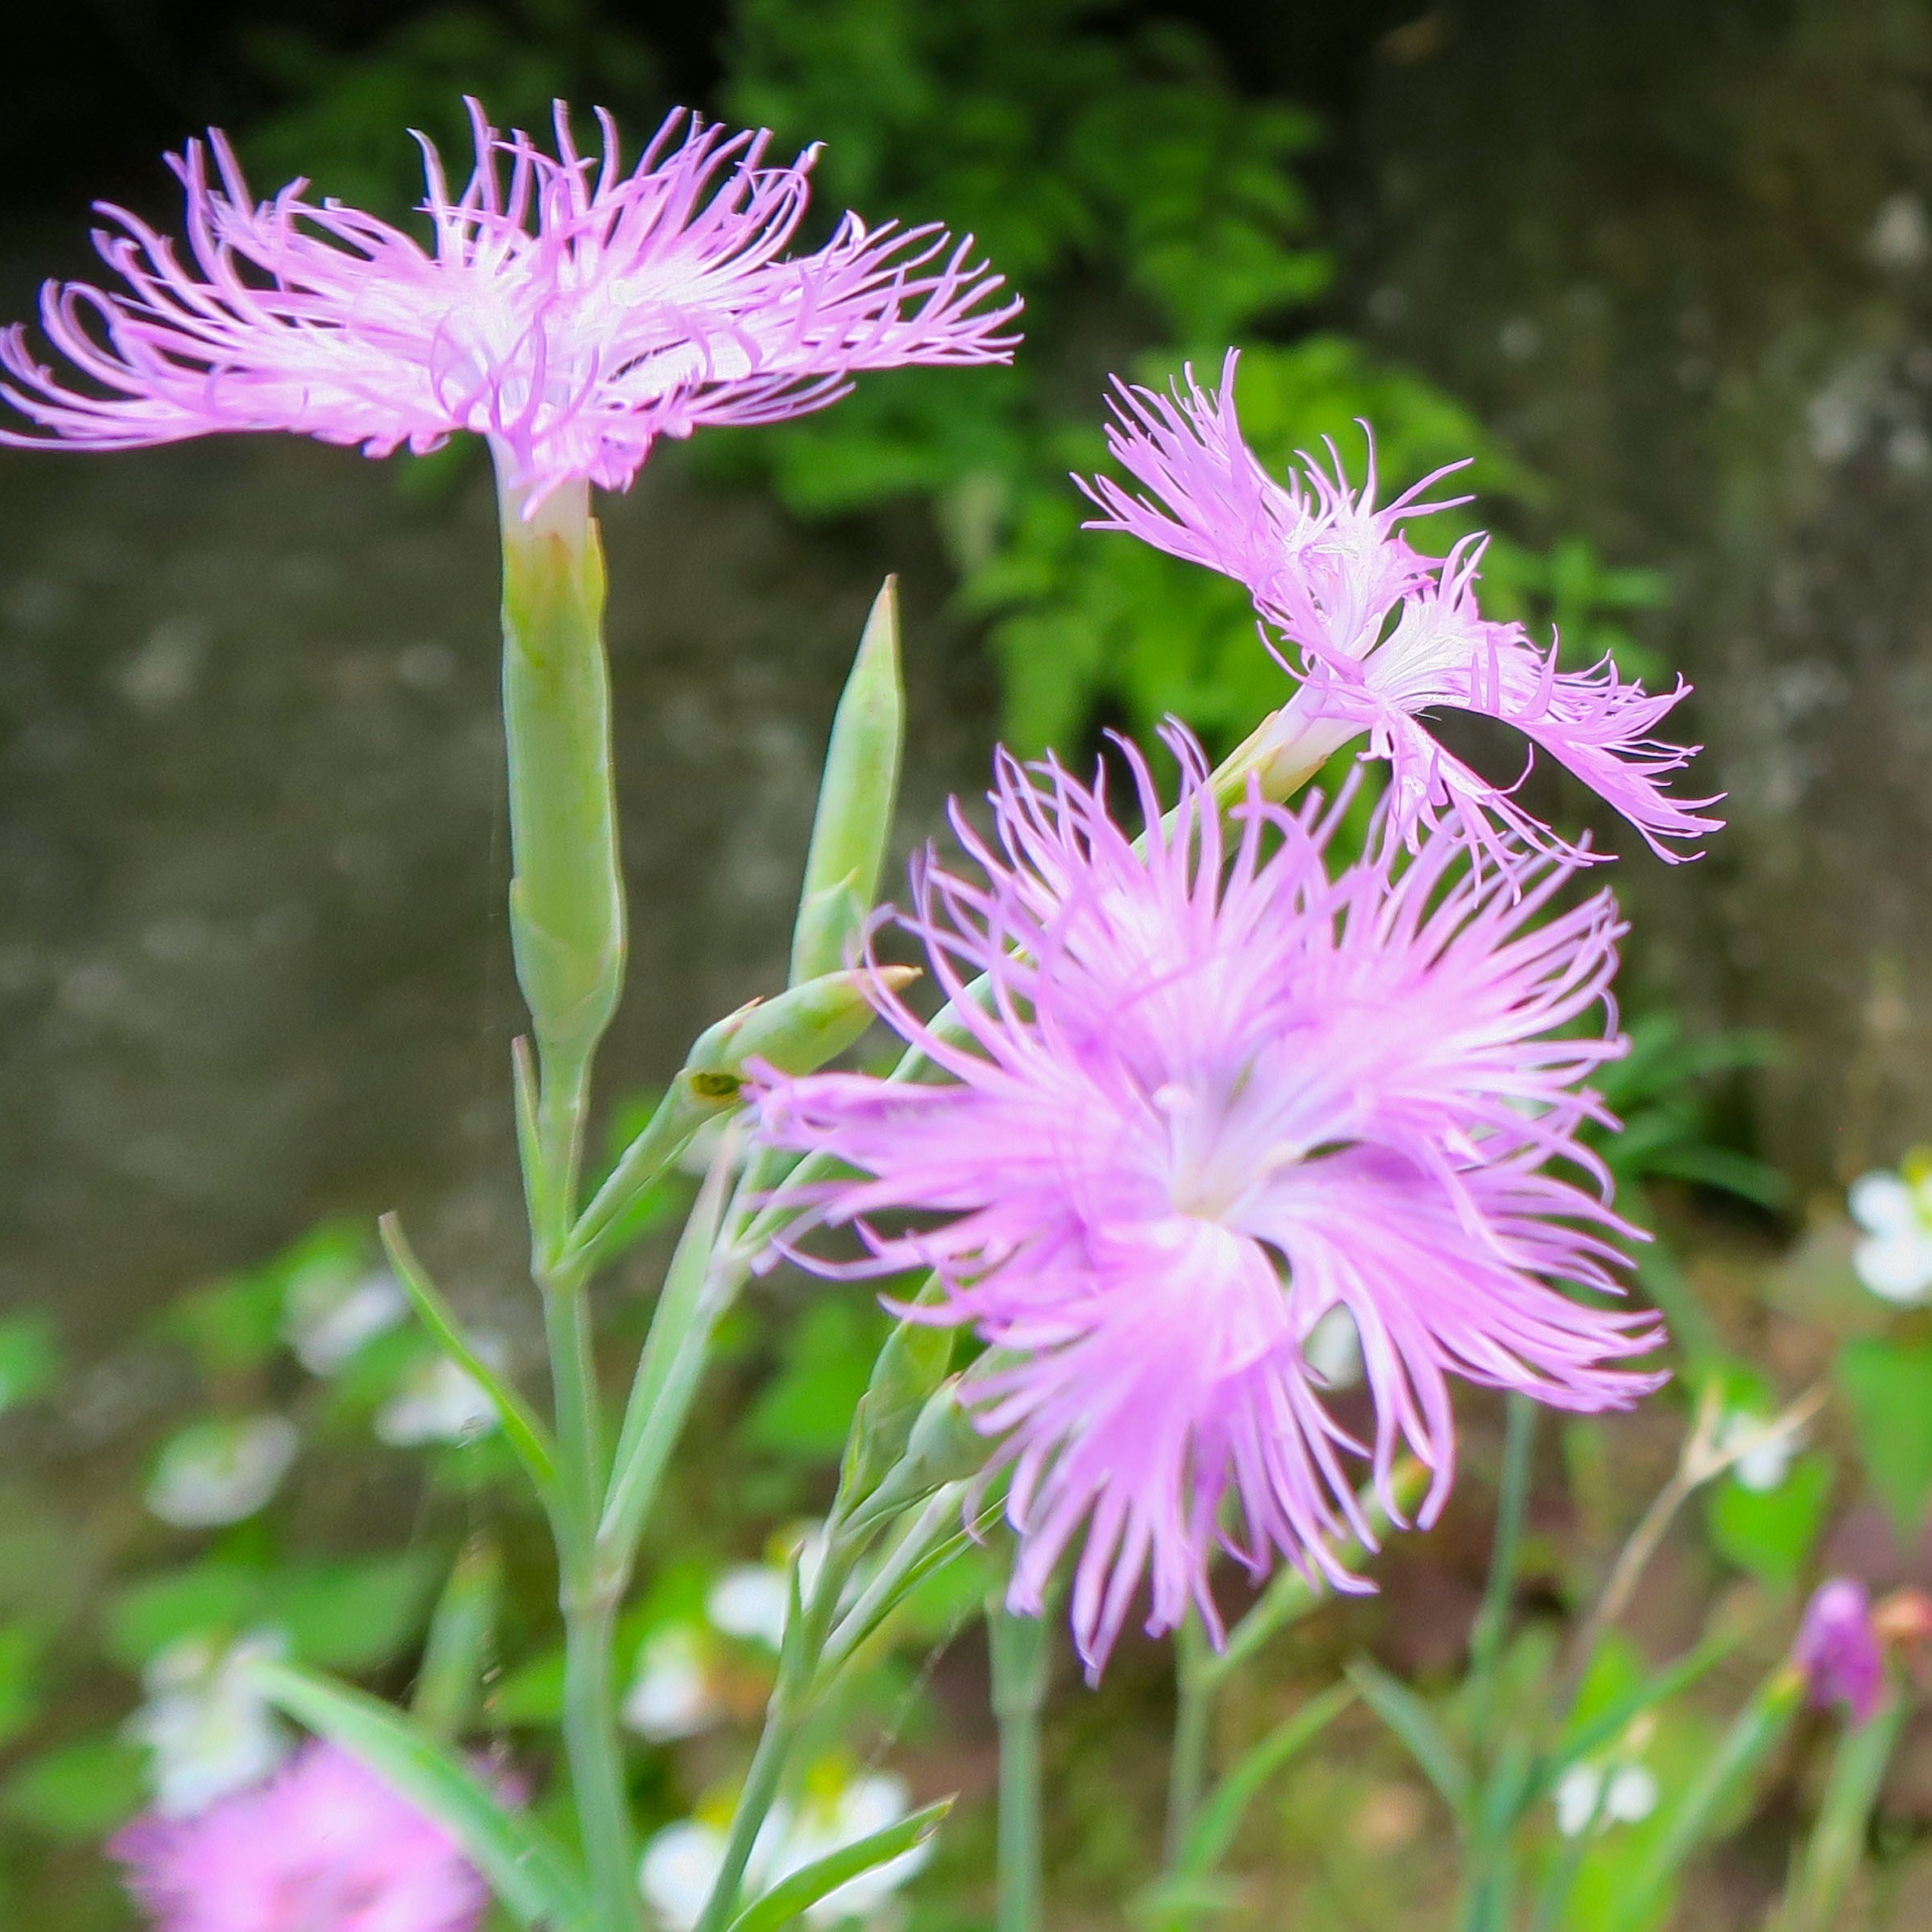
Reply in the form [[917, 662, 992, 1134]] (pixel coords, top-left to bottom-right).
[[1345, 1659, 1471, 1821], [723, 1799, 949, 1932], [251, 1659, 588, 1930]]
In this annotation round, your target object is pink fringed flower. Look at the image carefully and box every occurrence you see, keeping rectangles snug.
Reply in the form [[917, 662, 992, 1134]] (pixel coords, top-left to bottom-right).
[[111, 1739, 492, 1932], [0, 103, 1018, 505], [754, 729, 1666, 1674], [1077, 352, 1719, 861], [1794, 1579, 1886, 1724]]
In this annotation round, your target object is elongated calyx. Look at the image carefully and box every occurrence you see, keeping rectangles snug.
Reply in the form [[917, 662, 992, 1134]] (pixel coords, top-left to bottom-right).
[[2, 102, 1021, 506], [754, 726, 1664, 1675]]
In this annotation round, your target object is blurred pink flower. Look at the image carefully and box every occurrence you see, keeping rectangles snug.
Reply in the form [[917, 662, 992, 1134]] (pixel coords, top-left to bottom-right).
[[111, 1739, 491, 1932], [1078, 352, 1719, 862], [754, 728, 1665, 1674], [1794, 1578, 1886, 1724], [1, 103, 1018, 506]]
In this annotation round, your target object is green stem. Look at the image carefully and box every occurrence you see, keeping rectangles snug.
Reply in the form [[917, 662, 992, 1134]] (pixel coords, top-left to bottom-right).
[[1772, 1685, 1909, 1932], [1165, 1615, 1213, 1870], [544, 1252, 629, 1932], [1467, 1395, 1538, 1739], [496, 462, 634, 1932], [562, 1578, 633, 1932], [989, 1601, 1051, 1932], [693, 1547, 853, 1932], [1528, 1828, 1589, 1932]]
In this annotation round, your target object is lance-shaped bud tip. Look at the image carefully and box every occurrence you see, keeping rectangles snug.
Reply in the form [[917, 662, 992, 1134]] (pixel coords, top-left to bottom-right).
[[790, 579, 904, 986], [684, 965, 916, 1104]]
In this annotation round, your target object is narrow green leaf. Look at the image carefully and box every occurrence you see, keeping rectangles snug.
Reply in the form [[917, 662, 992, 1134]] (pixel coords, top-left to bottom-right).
[[413, 1539, 504, 1741], [723, 1798, 949, 1932], [597, 1143, 737, 1563], [1178, 1683, 1354, 1877], [251, 1659, 588, 1930], [823, 1488, 994, 1672], [1541, 1624, 1746, 1798], [378, 1215, 556, 1499], [1346, 1660, 1471, 1820], [1609, 1663, 1804, 1932], [1771, 1684, 1908, 1932]]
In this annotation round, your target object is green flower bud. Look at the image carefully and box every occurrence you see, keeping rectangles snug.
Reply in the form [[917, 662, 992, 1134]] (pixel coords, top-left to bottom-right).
[[789, 579, 904, 986]]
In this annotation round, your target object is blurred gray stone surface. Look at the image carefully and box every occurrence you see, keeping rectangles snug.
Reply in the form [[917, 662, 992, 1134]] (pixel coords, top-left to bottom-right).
[[0, 429, 994, 1352], [1351, 0, 1932, 1183]]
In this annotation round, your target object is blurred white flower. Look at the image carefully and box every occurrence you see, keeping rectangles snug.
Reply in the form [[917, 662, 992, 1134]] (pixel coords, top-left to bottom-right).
[[1602, 1764, 1659, 1825], [1849, 1167, 1932, 1304], [146, 1416, 299, 1528], [1717, 1410, 1799, 1493], [1554, 1763, 1602, 1838], [286, 1266, 408, 1375], [1553, 1757, 1658, 1838], [707, 1566, 792, 1650], [639, 1769, 929, 1931], [640, 1819, 728, 1932], [125, 1630, 290, 1816], [623, 1625, 719, 1742], [375, 1345, 504, 1446]]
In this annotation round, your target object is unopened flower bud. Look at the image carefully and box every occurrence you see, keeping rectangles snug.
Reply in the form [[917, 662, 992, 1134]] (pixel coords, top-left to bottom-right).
[[1794, 1577, 1886, 1724], [789, 580, 903, 986]]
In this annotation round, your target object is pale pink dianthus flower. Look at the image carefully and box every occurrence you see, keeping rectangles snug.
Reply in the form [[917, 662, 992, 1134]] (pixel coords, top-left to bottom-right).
[[1078, 353, 1719, 862], [111, 1738, 492, 1932], [1, 102, 1019, 505], [754, 728, 1666, 1674]]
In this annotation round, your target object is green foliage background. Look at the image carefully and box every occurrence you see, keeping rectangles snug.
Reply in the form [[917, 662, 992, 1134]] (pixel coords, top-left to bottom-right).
[[240, 0, 1669, 770]]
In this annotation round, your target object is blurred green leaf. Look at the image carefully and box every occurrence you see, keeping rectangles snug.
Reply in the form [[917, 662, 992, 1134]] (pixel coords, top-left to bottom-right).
[[1345, 1659, 1470, 1818], [742, 1296, 891, 1462], [107, 1562, 263, 1666], [0, 1619, 50, 1747], [165, 1274, 287, 1379], [1706, 1455, 1832, 1585], [107, 1554, 437, 1672], [273, 1554, 439, 1672], [1837, 1336, 1932, 1539], [0, 1316, 60, 1413], [1, 1738, 147, 1838]]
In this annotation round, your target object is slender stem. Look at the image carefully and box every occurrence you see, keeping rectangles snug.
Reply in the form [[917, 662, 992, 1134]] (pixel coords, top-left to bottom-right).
[[544, 1269, 604, 1513], [543, 1244, 630, 1932], [1771, 1685, 1909, 1932], [597, 1143, 740, 1567], [692, 1546, 854, 1932], [1467, 1395, 1538, 1739], [1165, 1615, 1213, 1869], [988, 1602, 1051, 1932], [562, 1580, 632, 1932], [1528, 1829, 1589, 1932], [496, 461, 635, 1932]]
